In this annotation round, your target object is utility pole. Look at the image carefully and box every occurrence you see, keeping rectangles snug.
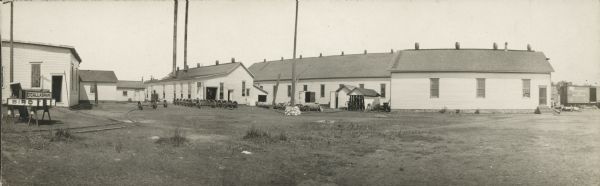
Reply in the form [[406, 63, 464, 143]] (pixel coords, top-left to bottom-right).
[[183, 0, 189, 70], [2, 0, 14, 82], [172, 0, 178, 77], [290, 0, 299, 106]]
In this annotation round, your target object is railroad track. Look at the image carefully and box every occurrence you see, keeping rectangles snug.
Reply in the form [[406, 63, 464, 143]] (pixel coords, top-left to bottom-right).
[[20, 107, 141, 133]]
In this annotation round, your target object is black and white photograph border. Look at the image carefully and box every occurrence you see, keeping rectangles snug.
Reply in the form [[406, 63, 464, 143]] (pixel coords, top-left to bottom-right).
[[1, 0, 599, 185]]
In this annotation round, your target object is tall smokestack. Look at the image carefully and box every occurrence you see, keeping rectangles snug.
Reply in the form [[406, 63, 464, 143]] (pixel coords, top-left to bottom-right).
[[172, 0, 178, 77], [183, 0, 189, 70]]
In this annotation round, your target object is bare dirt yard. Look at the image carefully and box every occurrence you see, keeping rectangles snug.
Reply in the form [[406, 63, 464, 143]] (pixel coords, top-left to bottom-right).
[[2, 102, 599, 185]]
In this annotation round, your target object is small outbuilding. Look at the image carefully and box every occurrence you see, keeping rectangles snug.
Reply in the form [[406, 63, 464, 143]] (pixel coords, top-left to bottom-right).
[[117, 80, 145, 102], [79, 70, 118, 103]]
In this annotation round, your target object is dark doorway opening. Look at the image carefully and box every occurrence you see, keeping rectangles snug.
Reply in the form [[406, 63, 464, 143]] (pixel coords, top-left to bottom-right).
[[206, 87, 217, 100], [591, 88, 597, 102], [304, 92, 315, 103], [539, 87, 547, 105], [227, 90, 233, 101], [52, 76, 63, 102]]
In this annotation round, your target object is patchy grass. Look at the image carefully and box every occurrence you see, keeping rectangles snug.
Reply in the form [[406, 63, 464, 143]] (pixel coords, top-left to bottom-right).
[[1, 103, 600, 185], [155, 128, 187, 147]]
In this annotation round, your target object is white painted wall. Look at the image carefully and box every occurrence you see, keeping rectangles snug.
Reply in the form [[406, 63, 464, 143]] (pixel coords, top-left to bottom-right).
[[116, 88, 145, 102], [79, 82, 117, 101], [1, 43, 80, 107], [254, 77, 390, 107], [145, 65, 255, 105], [390, 72, 552, 110]]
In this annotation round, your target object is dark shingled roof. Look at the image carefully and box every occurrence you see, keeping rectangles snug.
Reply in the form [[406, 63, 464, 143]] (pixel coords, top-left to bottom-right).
[[117, 80, 144, 89], [148, 62, 253, 83], [249, 52, 395, 81], [390, 49, 554, 73], [79, 70, 118, 83], [2, 40, 82, 62], [349, 87, 380, 97]]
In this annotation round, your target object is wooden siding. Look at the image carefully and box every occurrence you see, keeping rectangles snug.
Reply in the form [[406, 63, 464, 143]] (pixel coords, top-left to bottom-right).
[[254, 78, 390, 107], [79, 82, 117, 101], [116, 88, 145, 102], [390, 72, 551, 110], [145, 65, 255, 105], [1, 43, 80, 107]]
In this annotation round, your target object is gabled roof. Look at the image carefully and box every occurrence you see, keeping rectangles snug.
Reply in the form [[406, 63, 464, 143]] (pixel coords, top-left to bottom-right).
[[335, 84, 357, 93], [249, 52, 396, 81], [253, 85, 268, 94], [148, 62, 253, 83], [79, 70, 118, 83], [2, 40, 82, 63], [390, 49, 554, 73], [117, 80, 144, 89], [348, 87, 380, 97]]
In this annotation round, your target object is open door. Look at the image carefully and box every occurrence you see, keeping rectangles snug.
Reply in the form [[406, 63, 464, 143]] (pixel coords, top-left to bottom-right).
[[590, 88, 597, 102], [52, 76, 63, 102], [227, 89, 234, 101], [539, 86, 547, 105], [206, 87, 217, 100]]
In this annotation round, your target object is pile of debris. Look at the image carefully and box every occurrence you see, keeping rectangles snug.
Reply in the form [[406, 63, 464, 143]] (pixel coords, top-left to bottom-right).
[[285, 106, 302, 116]]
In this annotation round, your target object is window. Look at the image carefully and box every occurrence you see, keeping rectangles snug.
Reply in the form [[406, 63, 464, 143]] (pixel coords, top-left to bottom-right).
[[476, 78, 486, 98], [188, 82, 192, 98], [380, 84, 386, 98], [287, 85, 291, 97], [123, 91, 128, 96], [522, 79, 531, 98], [31, 63, 41, 88], [303, 85, 307, 91], [430, 78, 439, 98], [242, 81, 246, 96], [90, 84, 96, 93], [258, 95, 267, 102], [246, 88, 250, 97], [320, 84, 325, 97], [219, 82, 224, 99], [359, 84, 364, 89]]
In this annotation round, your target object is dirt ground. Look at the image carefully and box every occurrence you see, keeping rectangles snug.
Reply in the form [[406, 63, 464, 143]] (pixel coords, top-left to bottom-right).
[[1, 103, 599, 185]]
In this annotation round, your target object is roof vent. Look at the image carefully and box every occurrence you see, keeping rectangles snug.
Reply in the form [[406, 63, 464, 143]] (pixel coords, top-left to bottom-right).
[[391, 49, 394, 53], [504, 42, 508, 51], [455, 42, 460, 50], [281, 57, 284, 61], [299, 55, 302, 59], [197, 63, 200, 68], [415, 42, 420, 50], [215, 60, 219, 65], [527, 44, 532, 52], [493, 42, 498, 50], [231, 58, 235, 63], [263, 59, 266, 62], [341, 51, 344, 56], [319, 53, 322, 57], [177, 67, 180, 71], [364, 50, 367, 54]]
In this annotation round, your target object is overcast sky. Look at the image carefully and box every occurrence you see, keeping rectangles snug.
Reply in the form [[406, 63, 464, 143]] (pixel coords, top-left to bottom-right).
[[1, 0, 599, 85]]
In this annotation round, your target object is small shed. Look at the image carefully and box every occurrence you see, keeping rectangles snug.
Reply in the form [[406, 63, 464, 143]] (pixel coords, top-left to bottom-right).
[[79, 70, 118, 102], [117, 80, 145, 102], [330, 84, 356, 109], [348, 87, 381, 110], [253, 85, 268, 106]]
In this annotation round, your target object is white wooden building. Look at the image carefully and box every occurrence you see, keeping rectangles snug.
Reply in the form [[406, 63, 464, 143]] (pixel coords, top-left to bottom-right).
[[145, 61, 256, 105], [116, 80, 145, 102], [79, 70, 118, 102], [1, 40, 82, 107], [249, 51, 394, 107], [389, 46, 554, 112]]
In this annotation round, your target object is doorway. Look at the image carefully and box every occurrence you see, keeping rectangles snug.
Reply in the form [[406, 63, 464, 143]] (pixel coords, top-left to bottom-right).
[[539, 86, 547, 105], [52, 76, 63, 102], [206, 87, 217, 100], [227, 90, 234, 101], [590, 88, 597, 102]]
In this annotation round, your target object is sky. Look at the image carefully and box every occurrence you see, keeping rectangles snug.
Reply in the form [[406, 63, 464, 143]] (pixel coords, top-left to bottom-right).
[[1, 0, 599, 85]]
